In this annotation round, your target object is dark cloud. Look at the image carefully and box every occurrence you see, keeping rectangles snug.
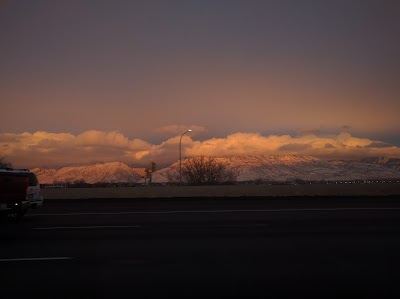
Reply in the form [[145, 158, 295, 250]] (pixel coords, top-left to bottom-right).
[[324, 143, 336, 149], [0, 135, 21, 142], [278, 143, 312, 152], [297, 129, 321, 136], [365, 141, 393, 148], [154, 125, 206, 135]]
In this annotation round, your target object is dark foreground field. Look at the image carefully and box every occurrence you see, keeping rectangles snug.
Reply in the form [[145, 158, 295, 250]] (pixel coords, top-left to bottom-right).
[[1, 196, 400, 298]]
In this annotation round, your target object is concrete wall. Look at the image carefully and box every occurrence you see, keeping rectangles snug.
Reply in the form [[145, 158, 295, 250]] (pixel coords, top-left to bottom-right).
[[41, 184, 400, 199]]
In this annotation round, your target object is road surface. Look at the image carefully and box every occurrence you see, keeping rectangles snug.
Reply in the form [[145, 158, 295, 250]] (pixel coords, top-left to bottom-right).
[[1, 196, 400, 298]]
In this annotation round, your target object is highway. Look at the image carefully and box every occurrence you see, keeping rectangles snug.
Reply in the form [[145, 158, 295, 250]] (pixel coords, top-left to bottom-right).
[[1, 196, 400, 298]]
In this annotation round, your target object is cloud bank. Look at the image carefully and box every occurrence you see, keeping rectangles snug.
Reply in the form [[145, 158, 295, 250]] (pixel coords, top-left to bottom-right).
[[1, 130, 400, 169]]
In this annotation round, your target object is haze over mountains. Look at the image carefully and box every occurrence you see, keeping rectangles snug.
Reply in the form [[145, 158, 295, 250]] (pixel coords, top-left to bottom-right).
[[32, 156, 400, 185]]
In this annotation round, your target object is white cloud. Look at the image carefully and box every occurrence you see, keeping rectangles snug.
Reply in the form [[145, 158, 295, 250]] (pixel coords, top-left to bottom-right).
[[1, 130, 399, 169]]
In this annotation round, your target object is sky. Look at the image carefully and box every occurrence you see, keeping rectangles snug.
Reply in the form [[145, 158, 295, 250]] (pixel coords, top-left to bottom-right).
[[1, 0, 400, 168]]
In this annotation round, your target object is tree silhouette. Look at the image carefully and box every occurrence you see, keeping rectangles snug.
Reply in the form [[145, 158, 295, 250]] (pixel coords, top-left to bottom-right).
[[180, 156, 237, 185]]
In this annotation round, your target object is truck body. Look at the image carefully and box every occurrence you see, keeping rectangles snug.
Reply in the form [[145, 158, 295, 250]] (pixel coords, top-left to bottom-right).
[[0, 170, 30, 217]]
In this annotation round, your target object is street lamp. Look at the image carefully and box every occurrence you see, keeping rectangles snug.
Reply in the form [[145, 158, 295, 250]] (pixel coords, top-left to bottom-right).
[[179, 129, 192, 185]]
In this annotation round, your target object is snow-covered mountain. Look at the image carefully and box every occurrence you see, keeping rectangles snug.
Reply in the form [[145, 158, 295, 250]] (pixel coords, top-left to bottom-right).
[[32, 162, 146, 184], [32, 156, 400, 184], [360, 157, 400, 171], [152, 155, 400, 183]]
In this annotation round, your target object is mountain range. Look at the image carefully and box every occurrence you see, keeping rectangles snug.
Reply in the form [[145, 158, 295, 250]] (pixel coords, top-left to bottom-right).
[[32, 162, 146, 184], [32, 156, 400, 184]]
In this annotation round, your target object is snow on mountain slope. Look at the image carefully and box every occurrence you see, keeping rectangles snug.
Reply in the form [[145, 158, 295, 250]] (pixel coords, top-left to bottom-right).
[[31, 156, 400, 184], [32, 162, 146, 184], [152, 155, 400, 183], [361, 157, 400, 171]]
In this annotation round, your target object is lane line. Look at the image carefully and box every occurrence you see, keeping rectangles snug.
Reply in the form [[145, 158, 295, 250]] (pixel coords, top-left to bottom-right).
[[28, 207, 400, 217], [217, 224, 270, 228], [33, 225, 141, 230], [0, 257, 73, 262]]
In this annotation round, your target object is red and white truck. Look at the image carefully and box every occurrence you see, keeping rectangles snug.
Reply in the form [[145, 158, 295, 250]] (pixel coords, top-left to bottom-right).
[[0, 169, 30, 219]]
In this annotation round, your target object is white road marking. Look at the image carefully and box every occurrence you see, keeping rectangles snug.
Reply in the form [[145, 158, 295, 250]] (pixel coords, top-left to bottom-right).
[[33, 225, 141, 230], [218, 224, 270, 228], [28, 207, 400, 217], [0, 257, 73, 262]]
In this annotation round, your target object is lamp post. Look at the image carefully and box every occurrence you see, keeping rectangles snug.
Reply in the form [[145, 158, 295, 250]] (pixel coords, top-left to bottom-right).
[[179, 129, 192, 185]]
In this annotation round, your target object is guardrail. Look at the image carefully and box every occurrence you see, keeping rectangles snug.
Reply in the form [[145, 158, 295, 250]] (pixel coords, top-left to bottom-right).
[[40, 183, 400, 199]]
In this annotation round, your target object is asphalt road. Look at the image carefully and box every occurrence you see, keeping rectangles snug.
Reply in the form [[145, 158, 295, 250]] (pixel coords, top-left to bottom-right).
[[1, 196, 400, 298]]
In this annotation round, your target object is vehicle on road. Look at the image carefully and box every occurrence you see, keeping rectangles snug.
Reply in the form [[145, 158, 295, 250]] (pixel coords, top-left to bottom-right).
[[21, 169, 43, 209], [0, 168, 30, 218]]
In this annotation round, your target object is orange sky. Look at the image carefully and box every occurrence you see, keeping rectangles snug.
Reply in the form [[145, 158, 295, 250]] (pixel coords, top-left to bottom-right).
[[1, 1, 399, 167]]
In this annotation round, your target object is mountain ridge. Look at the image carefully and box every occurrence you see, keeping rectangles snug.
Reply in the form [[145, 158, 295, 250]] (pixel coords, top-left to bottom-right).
[[31, 155, 400, 184]]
